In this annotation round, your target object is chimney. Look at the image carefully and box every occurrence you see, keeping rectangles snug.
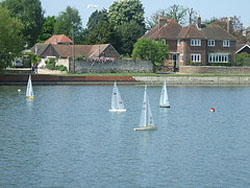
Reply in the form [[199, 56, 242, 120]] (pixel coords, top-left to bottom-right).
[[196, 14, 201, 29], [158, 16, 168, 28], [54, 38, 58, 45], [227, 18, 233, 34]]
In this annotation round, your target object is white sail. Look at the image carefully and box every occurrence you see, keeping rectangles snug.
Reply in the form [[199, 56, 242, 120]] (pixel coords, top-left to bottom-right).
[[139, 86, 147, 127], [135, 85, 157, 131], [109, 81, 126, 112], [147, 99, 154, 126], [159, 80, 170, 108], [26, 75, 34, 99]]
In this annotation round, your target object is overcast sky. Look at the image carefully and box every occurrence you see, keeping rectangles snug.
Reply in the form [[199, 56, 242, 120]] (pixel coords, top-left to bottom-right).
[[40, 0, 250, 28]]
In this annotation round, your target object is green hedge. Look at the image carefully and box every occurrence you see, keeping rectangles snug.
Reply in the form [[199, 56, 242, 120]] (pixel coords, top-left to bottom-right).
[[236, 52, 250, 66], [45, 58, 67, 71]]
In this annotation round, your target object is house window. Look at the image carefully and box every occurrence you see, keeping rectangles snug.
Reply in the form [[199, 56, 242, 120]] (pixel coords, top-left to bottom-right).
[[180, 54, 183, 62], [177, 39, 181, 46], [208, 53, 229, 63], [190, 54, 201, 62], [190, 39, 201, 46], [223, 40, 230, 47], [208, 40, 215, 47]]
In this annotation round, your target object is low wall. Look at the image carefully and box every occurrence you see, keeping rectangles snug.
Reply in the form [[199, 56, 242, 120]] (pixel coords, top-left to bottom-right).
[[133, 76, 250, 85], [72, 60, 153, 73], [37, 68, 67, 74], [179, 66, 250, 74]]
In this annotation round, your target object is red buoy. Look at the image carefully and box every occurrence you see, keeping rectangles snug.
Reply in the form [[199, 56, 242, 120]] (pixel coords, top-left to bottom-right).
[[210, 108, 215, 112]]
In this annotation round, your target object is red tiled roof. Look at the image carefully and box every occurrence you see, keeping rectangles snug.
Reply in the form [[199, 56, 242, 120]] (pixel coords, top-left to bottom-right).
[[177, 25, 207, 39], [53, 44, 111, 58], [142, 19, 182, 40], [45, 35, 73, 44]]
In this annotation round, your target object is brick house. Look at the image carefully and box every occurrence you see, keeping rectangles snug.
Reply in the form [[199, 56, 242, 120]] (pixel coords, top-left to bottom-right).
[[141, 15, 237, 69]]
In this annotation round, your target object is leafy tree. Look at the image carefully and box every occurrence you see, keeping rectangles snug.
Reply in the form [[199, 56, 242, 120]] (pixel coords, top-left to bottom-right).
[[166, 4, 188, 25], [38, 16, 56, 43], [146, 5, 196, 29], [116, 21, 145, 56], [87, 9, 108, 33], [146, 9, 168, 29], [0, 5, 24, 70], [1, 0, 43, 47], [187, 8, 198, 25], [54, 6, 82, 44], [108, 0, 145, 29], [132, 38, 169, 66]]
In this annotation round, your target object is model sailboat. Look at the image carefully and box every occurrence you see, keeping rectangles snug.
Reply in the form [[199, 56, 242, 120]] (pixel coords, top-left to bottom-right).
[[26, 75, 34, 99], [134, 86, 157, 131], [159, 80, 170, 108], [109, 81, 126, 112]]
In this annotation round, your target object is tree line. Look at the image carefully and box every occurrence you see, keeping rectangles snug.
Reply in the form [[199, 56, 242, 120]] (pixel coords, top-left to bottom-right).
[[0, 0, 248, 70]]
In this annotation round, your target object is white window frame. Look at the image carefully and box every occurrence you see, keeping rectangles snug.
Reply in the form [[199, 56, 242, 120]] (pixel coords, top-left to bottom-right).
[[190, 39, 201, 46], [177, 39, 181, 46], [180, 54, 183, 62], [208, 53, 229, 63], [208, 39, 215, 47], [223, 40, 230, 47], [190, 54, 201, 63]]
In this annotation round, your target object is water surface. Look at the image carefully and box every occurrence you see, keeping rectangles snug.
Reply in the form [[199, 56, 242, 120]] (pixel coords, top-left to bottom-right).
[[0, 85, 250, 187]]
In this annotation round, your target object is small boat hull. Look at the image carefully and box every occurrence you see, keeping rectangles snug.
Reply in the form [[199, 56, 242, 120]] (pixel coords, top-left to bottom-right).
[[109, 109, 127, 112], [134, 126, 157, 131], [26, 96, 34, 99], [160, 105, 170, 108]]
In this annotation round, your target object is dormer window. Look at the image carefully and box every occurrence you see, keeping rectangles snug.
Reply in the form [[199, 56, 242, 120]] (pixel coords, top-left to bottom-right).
[[223, 40, 230, 47], [208, 40, 215, 47], [191, 39, 201, 46]]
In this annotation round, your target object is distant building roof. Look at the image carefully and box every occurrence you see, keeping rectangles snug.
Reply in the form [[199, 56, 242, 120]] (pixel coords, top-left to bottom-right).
[[31, 43, 120, 59], [45, 34, 73, 45], [53, 44, 112, 58]]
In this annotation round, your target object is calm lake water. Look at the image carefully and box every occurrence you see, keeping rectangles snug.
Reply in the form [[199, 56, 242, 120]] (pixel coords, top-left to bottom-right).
[[1, 85, 250, 188]]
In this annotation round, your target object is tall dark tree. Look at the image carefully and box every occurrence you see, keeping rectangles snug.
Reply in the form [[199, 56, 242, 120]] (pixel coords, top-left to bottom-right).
[[87, 9, 108, 33], [38, 16, 56, 43], [1, 0, 44, 47], [0, 5, 24, 70], [116, 21, 145, 56], [54, 6, 82, 44]]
